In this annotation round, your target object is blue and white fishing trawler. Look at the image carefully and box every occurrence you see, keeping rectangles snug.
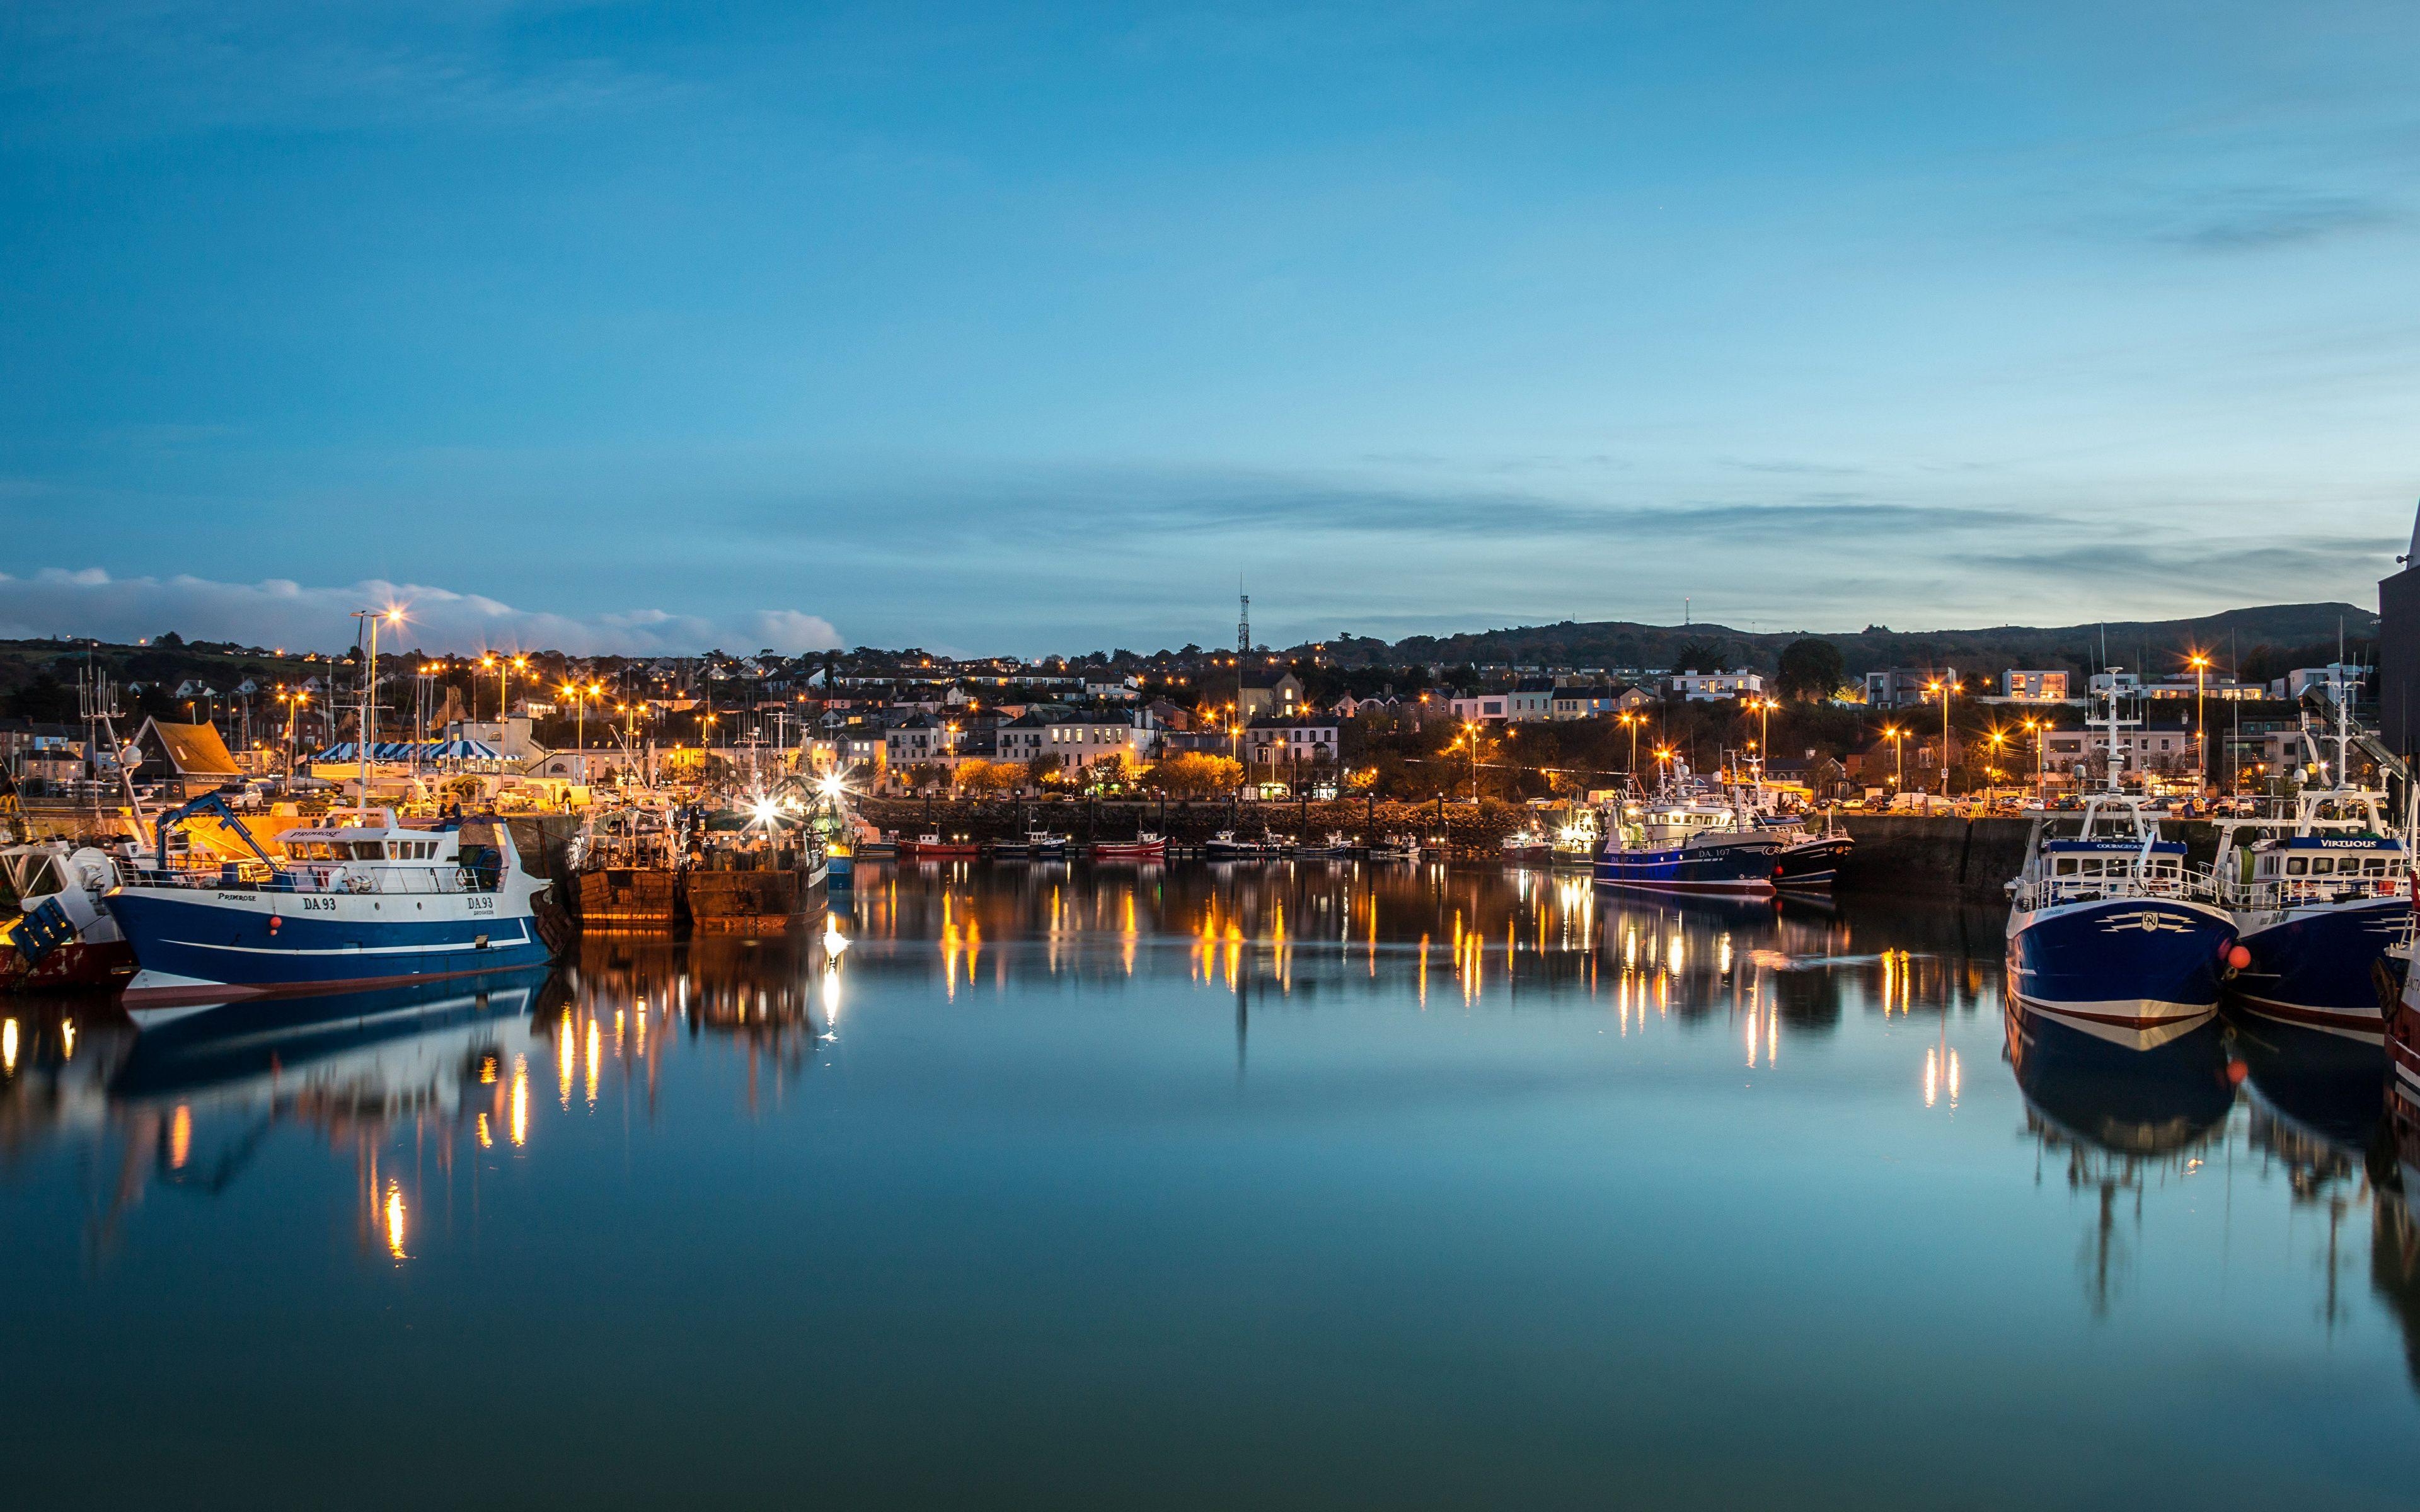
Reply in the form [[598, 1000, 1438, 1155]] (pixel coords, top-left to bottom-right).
[[105, 806, 558, 1013], [2215, 705, 2412, 1043], [1593, 795, 1781, 896], [104, 610, 560, 1012], [2003, 683, 2235, 1049]]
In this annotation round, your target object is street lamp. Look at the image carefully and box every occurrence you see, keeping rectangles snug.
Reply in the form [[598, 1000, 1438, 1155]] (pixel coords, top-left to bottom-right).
[[2187, 652, 2211, 794], [1925, 675, 1961, 798], [1882, 724, 1904, 791]]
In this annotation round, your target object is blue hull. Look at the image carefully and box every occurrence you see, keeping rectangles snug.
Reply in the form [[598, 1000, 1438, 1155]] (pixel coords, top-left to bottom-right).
[[1594, 844, 1777, 895], [2231, 898, 2406, 1041], [107, 889, 551, 993], [2005, 897, 2234, 1037]]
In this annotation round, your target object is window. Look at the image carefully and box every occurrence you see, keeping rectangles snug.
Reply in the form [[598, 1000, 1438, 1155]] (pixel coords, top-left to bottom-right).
[[2286, 857, 2307, 876], [2310, 857, 2334, 875]]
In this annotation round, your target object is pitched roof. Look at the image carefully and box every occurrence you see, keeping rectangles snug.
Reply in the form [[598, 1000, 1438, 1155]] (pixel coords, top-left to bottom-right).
[[139, 718, 240, 776]]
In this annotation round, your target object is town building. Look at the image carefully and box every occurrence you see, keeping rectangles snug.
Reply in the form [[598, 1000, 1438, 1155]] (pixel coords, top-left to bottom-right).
[[130, 717, 242, 800], [1244, 716, 1340, 767], [1670, 670, 1765, 702], [1998, 670, 2070, 701], [1549, 683, 1656, 720], [1236, 670, 1306, 721]]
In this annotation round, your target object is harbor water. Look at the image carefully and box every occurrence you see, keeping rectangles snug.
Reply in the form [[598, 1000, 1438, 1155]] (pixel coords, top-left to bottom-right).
[[3, 863, 2416, 1508]]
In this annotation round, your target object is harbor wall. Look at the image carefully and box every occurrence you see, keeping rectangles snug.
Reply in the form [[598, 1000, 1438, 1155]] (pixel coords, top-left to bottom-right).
[[1834, 815, 2222, 900], [850, 799, 2221, 902]]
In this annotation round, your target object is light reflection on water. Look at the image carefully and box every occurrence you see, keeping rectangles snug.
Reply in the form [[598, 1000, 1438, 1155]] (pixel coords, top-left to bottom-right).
[[1, 862, 2416, 1508]]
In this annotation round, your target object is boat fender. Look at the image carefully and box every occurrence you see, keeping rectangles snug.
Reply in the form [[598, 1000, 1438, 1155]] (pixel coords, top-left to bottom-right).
[[2224, 944, 2250, 972]]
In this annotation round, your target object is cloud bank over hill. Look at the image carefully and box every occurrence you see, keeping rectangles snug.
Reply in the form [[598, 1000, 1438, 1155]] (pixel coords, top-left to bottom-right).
[[0, 569, 841, 656]]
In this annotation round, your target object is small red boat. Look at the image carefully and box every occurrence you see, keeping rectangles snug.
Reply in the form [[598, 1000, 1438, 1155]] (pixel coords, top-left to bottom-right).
[[1092, 832, 1167, 862], [899, 832, 981, 859]]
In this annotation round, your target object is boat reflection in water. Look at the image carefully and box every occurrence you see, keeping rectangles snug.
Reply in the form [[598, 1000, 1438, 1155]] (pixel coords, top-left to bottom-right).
[[2378, 1077, 2420, 1390], [2005, 997, 2237, 1313], [0, 970, 549, 1258], [558, 930, 841, 1114]]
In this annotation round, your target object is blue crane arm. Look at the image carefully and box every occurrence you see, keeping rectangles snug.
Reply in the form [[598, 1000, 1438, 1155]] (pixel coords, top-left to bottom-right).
[[154, 789, 280, 871]]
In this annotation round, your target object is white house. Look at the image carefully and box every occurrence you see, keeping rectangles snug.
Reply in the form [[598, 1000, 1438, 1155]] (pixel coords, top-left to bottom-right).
[[1670, 671, 1765, 702], [1244, 716, 1340, 767]]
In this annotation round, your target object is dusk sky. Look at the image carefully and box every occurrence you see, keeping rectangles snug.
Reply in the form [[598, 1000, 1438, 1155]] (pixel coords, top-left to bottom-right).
[[2, 1, 2414, 655]]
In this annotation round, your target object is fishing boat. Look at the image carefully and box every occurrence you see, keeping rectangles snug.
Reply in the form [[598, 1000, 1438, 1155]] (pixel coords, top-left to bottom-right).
[[2386, 936, 2420, 1107], [1365, 835, 1422, 862], [2214, 709, 2412, 1043], [1205, 829, 1279, 860], [1593, 796, 1781, 896], [1550, 812, 1599, 869], [1296, 831, 1357, 859], [105, 807, 560, 1012], [1727, 776, 1853, 888], [570, 803, 683, 931], [2003, 687, 2235, 1048], [1092, 832, 1167, 861], [899, 832, 979, 859], [1500, 826, 1552, 866], [990, 829, 1069, 861], [686, 833, 828, 933], [3, 840, 137, 991]]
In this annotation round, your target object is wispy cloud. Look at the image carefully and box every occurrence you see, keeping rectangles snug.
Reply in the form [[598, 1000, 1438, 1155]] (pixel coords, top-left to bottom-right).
[[0, 568, 842, 655], [2152, 188, 2402, 251]]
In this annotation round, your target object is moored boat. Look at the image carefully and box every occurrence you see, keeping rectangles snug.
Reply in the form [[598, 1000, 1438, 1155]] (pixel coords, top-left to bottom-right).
[[1593, 796, 1780, 896], [2215, 709, 2412, 1043], [1205, 830, 1279, 860], [2003, 783, 2234, 1050], [1501, 827, 1552, 866], [1092, 832, 1167, 861], [3, 840, 137, 991], [105, 808, 560, 1012], [899, 832, 980, 859]]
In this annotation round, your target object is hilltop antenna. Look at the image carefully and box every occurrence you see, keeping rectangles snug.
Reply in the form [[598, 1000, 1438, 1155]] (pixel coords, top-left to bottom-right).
[[1238, 586, 1250, 658]]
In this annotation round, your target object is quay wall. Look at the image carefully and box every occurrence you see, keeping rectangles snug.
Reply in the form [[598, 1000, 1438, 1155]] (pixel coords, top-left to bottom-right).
[[1835, 815, 2223, 900], [853, 800, 2227, 903]]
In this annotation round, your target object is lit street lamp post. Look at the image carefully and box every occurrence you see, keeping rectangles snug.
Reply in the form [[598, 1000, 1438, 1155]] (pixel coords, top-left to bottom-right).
[[2188, 652, 2210, 794], [1925, 673, 1961, 798]]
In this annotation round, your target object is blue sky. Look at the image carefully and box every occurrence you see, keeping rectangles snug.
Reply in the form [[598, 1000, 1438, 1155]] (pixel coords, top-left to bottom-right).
[[2, 1, 2414, 655]]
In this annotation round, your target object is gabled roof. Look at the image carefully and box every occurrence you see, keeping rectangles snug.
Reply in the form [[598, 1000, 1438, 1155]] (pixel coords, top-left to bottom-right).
[[136, 718, 240, 776]]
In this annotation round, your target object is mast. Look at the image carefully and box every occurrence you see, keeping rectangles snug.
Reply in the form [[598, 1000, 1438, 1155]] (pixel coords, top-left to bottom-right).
[[2101, 670, 2123, 794]]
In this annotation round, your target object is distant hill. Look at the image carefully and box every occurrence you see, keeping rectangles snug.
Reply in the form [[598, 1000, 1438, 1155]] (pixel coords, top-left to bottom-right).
[[1310, 602, 2377, 681]]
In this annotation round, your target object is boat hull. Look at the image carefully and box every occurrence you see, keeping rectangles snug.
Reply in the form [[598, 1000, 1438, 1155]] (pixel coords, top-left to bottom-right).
[[1092, 841, 1166, 861], [1593, 844, 1778, 896], [0, 936, 135, 992], [686, 864, 826, 934], [2227, 898, 2405, 1043], [105, 885, 553, 1006], [1775, 836, 1853, 889], [576, 866, 678, 931], [2005, 896, 2235, 1048]]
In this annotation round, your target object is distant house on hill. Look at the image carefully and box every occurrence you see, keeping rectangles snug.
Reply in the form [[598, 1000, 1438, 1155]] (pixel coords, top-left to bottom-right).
[[131, 718, 241, 799], [1236, 670, 1306, 721]]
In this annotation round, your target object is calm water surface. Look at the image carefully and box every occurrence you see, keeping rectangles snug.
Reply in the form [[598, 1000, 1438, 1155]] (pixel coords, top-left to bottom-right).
[[3, 864, 2417, 1509]]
